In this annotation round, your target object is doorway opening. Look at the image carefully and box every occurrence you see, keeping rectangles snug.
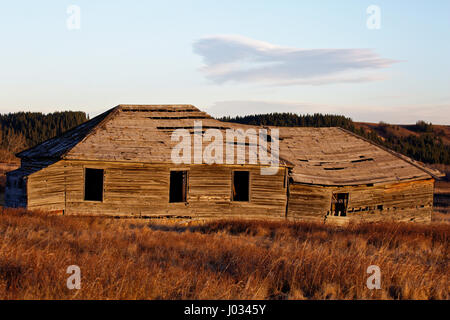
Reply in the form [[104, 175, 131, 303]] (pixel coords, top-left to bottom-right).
[[331, 193, 349, 216], [232, 171, 250, 202], [169, 171, 188, 203]]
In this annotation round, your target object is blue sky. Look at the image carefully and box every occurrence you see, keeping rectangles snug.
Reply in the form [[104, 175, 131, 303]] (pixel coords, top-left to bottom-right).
[[0, 1, 449, 123]]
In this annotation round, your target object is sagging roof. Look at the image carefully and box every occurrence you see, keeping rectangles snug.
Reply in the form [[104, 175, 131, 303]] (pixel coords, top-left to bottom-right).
[[277, 126, 441, 185], [16, 104, 442, 186]]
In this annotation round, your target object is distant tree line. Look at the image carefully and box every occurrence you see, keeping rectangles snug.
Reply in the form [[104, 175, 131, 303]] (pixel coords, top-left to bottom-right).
[[0, 111, 87, 160], [380, 132, 449, 165], [219, 113, 450, 165], [219, 113, 355, 129]]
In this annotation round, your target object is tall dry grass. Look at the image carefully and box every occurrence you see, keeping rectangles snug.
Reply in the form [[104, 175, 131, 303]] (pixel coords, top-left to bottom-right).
[[0, 208, 448, 300]]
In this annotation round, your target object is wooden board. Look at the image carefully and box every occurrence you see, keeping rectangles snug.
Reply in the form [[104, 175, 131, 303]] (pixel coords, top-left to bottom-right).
[[26, 160, 287, 218]]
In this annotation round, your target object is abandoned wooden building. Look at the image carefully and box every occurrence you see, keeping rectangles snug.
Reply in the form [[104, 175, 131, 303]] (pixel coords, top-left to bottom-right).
[[5, 105, 443, 222]]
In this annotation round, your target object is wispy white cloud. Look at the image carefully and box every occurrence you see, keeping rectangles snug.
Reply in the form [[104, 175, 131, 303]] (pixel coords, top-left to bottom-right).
[[193, 35, 398, 86]]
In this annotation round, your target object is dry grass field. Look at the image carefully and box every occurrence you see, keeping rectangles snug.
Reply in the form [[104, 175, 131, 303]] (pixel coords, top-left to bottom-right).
[[0, 208, 448, 300]]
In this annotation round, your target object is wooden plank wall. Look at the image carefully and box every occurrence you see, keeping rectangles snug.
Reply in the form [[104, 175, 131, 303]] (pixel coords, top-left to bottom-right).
[[27, 160, 287, 218], [5, 159, 59, 208], [27, 164, 66, 211], [288, 179, 434, 222], [25, 159, 434, 222]]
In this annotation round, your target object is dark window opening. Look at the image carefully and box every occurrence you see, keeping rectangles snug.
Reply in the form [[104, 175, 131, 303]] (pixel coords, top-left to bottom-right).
[[147, 116, 210, 120], [331, 193, 349, 216], [84, 168, 104, 201], [232, 171, 249, 201], [169, 171, 188, 203], [377, 205, 383, 210], [351, 158, 374, 163]]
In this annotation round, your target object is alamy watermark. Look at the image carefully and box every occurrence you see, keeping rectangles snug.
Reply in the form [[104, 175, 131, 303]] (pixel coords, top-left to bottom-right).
[[366, 5, 381, 30], [171, 121, 279, 175], [67, 5, 81, 30], [366, 265, 381, 289], [66, 265, 81, 290]]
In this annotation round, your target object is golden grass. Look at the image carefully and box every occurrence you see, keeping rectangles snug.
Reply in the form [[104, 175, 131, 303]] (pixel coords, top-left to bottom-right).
[[0, 208, 448, 300]]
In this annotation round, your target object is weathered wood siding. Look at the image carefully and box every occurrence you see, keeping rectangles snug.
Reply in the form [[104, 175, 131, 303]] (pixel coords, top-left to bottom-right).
[[20, 158, 434, 222], [288, 179, 434, 222], [27, 162, 66, 211], [26, 160, 287, 218]]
